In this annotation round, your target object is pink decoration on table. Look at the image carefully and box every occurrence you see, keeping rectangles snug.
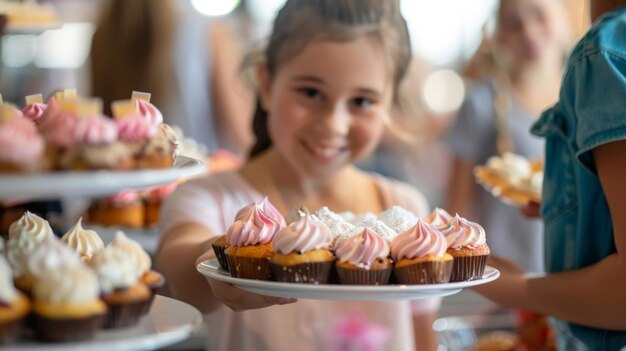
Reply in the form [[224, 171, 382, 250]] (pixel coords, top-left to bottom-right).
[[324, 313, 390, 351]]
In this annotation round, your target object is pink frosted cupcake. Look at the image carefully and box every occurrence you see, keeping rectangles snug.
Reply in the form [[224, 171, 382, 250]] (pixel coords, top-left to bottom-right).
[[425, 207, 454, 230], [0, 104, 45, 173], [224, 201, 283, 280], [442, 215, 490, 282], [21, 94, 47, 124], [143, 182, 178, 228], [334, 228, 392, 285], [132, 97, 176, 169], [270, 213, 334, 284], [390, 219, 453, 284], [87, 191, 144, 228]]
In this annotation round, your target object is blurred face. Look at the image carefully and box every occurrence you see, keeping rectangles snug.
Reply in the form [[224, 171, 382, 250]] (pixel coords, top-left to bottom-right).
[[258, 36, 393, 180], [497, 0, 569, 64]]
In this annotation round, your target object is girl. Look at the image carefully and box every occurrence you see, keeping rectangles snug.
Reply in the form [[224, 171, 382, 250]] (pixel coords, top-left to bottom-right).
[[446, 0, 570, 274], [156, 1, 438, 350], [474, 0, 626, 350]]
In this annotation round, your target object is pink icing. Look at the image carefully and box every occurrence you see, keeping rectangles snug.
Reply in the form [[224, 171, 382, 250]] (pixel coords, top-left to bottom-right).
[[425, 208, 453, 229], [445, 215, 487, 250], [272, 214, 331, 254], [334, 228, 389, 268], [22, 103, 47, 123], [228, 206, 280, 246], [0, 117, 44, 163], [235, 197, 286, 229], [100, 191, 141, 206], [38, 98, 82, 148], [116, 114, 157, 141], [324, 313, 390, 351], [145, 182, 178, 202], [72, 115, 118, 145], [136, 99, 163, 125], [390, 219, 447, 261]]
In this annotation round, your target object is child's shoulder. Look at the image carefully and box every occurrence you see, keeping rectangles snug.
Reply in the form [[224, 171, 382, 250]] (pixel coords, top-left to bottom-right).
[[570, 7, 626, 62], [367, 173, 429, 217]]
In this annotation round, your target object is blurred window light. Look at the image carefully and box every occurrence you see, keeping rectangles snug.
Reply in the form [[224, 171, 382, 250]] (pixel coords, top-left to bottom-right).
[[401, 0, 498, 66], [191, 0, 240, 17], [245, 0, 286, 41], [2, 35, 37, 68], [422, 69, 465, 114], [34, 23, 95, 69]]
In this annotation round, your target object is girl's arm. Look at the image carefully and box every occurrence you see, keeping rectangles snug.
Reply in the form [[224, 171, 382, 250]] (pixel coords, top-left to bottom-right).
[[446, 157, 476, 217], [474, 139, 626, 330], [156, 223, 296, 313]]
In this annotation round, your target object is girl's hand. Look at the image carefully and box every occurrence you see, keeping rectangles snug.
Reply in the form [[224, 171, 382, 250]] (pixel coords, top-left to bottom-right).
[[471, 255, 529, 309], [206, 279, 297, 312], [520, 200, 541, 218]]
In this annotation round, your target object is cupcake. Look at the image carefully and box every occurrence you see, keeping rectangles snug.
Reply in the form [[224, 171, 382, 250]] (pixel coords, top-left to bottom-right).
[[334, 228, 392, 285], [21, 93, 47, 124], [211, 234, 230, 272], [270, 213, 334, 283], [0, 103, 46, 173], [314, 207, 356, 248], [390, 219, 453, 284], [143, 182, 178, 228], [224, 203, 283, 280], [87, 191, 145, 228], [61, 217, 105, 263], [425, 208, 454, 230], [31, 266, 106, 342], [132, 95, 176, 169], [359, 218, 398, 243], [442, 215, 490, 282], [377, 206, 418, 233], [0, 256, 30, 345], [91, 246, 151, 328], [108, 231, 164, 311]]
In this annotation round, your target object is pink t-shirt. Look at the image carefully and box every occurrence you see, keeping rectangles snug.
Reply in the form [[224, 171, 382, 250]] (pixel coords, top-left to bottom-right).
[[159, 171, 438, 351]]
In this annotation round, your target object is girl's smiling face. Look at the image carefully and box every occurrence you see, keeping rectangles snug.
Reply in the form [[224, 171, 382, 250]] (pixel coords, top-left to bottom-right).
[[258, 36, 394, 180]]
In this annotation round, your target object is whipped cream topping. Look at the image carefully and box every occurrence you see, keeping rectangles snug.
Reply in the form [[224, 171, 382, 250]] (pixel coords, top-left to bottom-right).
[[378, 206, 418, 233], [91, 246, 139, 293], [8, 211, 52, 240], [273, 214, 332, 254], [0, 255, 19, 304], [444, 215, 487, 250], [108, 231, 151, 276], [360, 218, 398, 243], [34, 266, 100, 305], [390, 219, 447, 261], [339, 211, 377, 226], [228, 204, 281, 247], [334, 228, 390, 268], [61, 217, 104, 260], [25, 235, 83, 278], [7, 212, 53, 275], [314, 207, 356, 243]]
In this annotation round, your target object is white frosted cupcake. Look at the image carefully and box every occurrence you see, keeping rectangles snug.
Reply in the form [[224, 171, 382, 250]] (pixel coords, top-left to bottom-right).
[[378, 206, 418, 233], [61, 217, 104, 263]]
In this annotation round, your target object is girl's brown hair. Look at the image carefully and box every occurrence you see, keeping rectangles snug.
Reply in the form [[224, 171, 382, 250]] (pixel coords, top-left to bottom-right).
[[249, 0, 412, 158]]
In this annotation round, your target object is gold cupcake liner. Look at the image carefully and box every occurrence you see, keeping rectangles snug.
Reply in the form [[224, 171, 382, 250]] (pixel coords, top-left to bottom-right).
[[270, 261, 333, 284], [211, 242, 230, 272], [336, 266, 392, 285], [32, 313, 104, 342], [225, 253, 273, 280], [449, 254, 489, 282], [394, 259, 453, 285]]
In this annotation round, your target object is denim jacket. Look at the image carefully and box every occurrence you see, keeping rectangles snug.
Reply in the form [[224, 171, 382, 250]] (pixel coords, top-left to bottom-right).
[[531, 6, 626, 350]]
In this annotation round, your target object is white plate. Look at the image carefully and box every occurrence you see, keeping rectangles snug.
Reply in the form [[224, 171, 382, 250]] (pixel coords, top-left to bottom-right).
[[197, 259, 499, 301], [4, 295, 203, 351], [0, 156, 205, 200]]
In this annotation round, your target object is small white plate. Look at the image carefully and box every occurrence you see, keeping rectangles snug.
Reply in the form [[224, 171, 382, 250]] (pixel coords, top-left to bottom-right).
[[4, 295, 203, 351], [0, 156, 205, 200], [197, 258, 499, 301]]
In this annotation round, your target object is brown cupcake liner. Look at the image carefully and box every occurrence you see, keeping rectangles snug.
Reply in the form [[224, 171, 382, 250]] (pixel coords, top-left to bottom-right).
[[394, 259, 453, 285], [32, 313, 104, 342], [336, 266, 392, 285], [270, 261, 333, 284], [225, 253, 272, 280], [212, 243, 230, 272], [103, 298, 150, 329], [449, 254, 489, 282], [0, 318, 25, 344]]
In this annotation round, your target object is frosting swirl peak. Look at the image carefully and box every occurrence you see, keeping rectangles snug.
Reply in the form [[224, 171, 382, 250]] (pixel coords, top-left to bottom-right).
[[334, 228, 390, 268], [273, 214, 331, 254], [390, 219, 447, 261]]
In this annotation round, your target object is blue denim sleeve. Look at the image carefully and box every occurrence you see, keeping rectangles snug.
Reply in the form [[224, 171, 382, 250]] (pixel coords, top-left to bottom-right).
[[573, 50, 626, 173]]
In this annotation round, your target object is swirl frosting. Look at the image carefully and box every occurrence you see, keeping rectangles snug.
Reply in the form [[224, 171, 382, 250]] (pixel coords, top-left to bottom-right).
[[7, 212, 53, 275], [61, 217, 104, 260], [235, 197, 286, 229], [444, 215, 487, 250], [34, 266, 101, 305], [0, 255, 19, 303], [334, 228, 390, 268], [425, 208, 453, 229], [273, 214, 331, 254], [22, 103, 47, 122], [228, 204, 281, 247], [108, 231, 151, 276], [0, 116, 44, 164], [25, 235, 83, 278], [72, 115, 118, 145], [116, 113, 157, 141], [8, 211, 52, 240], [377, 206, 418, 234], [136, 99, 163, 125], [90, 246, 139, 293], [390, 219, 447, 261]]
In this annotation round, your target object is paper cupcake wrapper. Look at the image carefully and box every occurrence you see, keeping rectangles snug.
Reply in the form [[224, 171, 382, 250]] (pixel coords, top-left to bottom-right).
[[212, 242, 230, 272], [141, 272, 166, 316], [103, 298, 150, 329], [336, 266, 392, 285], [225, 253, 273, 280], [394, 259, 453, 285], [270, 261, 333, 284], [32, 313, 104, 342], [0, 317, 25, 344], [449, 254, 489, 282]]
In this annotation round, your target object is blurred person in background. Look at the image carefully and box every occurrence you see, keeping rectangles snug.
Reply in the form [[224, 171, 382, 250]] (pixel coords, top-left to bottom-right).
[[89, 0, 254, 156]]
